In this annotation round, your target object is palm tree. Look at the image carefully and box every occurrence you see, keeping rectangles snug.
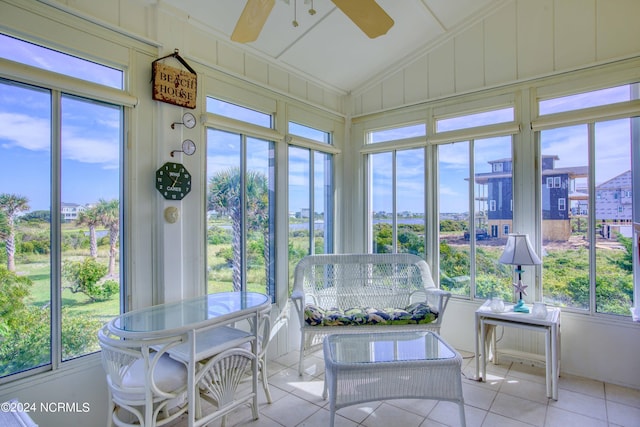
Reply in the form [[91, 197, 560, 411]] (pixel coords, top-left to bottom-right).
[[76, 206, 101, 258], [95, 199, 119, 277], [0, 194, 30, 272], [208, 168, 269, 292]]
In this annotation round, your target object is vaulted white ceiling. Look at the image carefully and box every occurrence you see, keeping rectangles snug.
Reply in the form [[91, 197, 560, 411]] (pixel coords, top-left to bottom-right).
[[162, 0, 506, 93]]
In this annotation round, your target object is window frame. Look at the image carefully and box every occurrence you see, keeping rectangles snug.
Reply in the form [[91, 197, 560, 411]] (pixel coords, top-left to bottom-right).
[[0, 41, 131, 383]]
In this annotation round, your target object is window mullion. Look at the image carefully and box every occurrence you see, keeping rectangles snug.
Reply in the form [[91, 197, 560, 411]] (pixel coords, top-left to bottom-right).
[[587, 122, 597, 314], [392, 151, 397, 253], [51, 89, 62, 370], [309, 150, 315, 254], [469, 140, 477, 298], [240, 136, 248, 291]]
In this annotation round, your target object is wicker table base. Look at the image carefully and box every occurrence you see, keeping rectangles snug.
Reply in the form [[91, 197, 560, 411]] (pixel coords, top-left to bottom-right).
[[323, 331, 465, 427]]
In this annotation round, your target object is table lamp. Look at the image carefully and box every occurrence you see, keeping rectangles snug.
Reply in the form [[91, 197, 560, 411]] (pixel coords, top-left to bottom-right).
[[498, 233, 541, 313]]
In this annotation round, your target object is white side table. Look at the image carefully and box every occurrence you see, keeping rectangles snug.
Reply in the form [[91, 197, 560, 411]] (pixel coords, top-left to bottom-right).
[[474, 300, 561, 400]]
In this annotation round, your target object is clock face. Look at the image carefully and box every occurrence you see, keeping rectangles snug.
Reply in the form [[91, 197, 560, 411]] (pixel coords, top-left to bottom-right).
[[182, 139, 196, 156], [183, 112, 196, 129], [155, 162, 192, 200]]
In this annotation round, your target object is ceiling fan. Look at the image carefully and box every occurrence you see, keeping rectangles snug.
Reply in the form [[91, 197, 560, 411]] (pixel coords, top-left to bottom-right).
[[231, 0, 394, 43]]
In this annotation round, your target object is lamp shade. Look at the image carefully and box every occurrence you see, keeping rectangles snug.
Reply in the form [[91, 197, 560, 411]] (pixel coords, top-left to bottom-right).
[[499, 233, 542, 266]]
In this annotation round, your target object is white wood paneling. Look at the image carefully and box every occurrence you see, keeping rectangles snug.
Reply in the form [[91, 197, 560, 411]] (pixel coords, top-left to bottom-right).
[[596, 0, 640, 61], [361, 83, 383, 113], [217, 42, 245, 76], [186, 26, 219, 67], [354, 0, 640, 115], [244, 55, 269, 85], [554, 0, 596, 70], [382, 69, 404, 110], [404, 56, 429, 105], [516, 0, 554, 79], [484, 2, 517, 87], [428, 39, 456, 99], [268, 65, 289, 94], [455, 22, 485, 93]]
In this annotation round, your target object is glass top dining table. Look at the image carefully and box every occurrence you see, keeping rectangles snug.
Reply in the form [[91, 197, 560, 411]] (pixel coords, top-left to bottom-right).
[[108, 291, 271, 338]]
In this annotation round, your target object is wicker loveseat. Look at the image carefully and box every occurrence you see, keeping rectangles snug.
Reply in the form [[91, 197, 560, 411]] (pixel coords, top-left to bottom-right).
[[291, 253, 451, 375]]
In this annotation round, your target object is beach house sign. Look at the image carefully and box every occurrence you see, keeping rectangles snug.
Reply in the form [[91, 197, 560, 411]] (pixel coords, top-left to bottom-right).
[[152, 49, 197, 109]]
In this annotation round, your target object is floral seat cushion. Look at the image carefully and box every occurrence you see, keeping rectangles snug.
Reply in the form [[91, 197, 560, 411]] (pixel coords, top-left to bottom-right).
[[304, 302, 437, 326]]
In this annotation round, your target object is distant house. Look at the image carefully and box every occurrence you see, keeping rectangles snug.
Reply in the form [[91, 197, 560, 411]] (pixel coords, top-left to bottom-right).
[[61, 202, 86, 222], [473, 155, 588, 241], [595, 170, 633, 238]]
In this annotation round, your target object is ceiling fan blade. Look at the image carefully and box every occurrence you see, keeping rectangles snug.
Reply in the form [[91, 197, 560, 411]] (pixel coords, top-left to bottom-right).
[[231, 0, 276, 43], [330, 0, 394, 39]]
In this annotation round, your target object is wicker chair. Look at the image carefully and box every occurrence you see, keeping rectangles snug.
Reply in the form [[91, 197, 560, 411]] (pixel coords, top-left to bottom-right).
[[291, 253, 451, 375], [98, 325, 189, 427], [194, 348, 257, 427]]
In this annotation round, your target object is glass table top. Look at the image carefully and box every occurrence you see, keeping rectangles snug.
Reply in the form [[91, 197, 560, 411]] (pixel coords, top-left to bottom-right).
[[110, 291, 269, 336], [326, 331, 457, 364]]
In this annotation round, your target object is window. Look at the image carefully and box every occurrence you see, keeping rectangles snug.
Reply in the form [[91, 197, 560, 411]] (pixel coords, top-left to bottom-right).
[[537, 83, 637, 315], [554, 177, 561, 188], [539, 84, 635, 115], [289, 122, 331, 144], [368, 123, 426, 144], [437, 134, 513, 299], [0, 34, 123, 89], [0, 37, 125, 380], [206, 97, 272, 127], [436, 107, 514, 132], [287, 122, 334, 291], [547, 177, 554, 188], [503, 225, 509, 235], [205, 127, 275, 297], [369, 148, 425, 255]]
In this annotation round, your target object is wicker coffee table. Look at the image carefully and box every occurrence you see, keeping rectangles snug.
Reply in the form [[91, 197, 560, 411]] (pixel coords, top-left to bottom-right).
[[323, 331, 466, 427]]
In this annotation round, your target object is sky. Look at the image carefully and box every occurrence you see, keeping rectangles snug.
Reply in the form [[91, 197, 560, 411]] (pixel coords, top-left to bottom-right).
[[0, 34, 635, 218]]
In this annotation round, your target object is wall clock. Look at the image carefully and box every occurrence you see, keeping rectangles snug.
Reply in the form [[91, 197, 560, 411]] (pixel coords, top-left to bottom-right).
[[155, 162, 191, 200]]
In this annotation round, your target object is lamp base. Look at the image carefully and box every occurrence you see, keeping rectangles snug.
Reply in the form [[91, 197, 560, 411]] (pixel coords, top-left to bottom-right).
[[513, 299, 530, 313]]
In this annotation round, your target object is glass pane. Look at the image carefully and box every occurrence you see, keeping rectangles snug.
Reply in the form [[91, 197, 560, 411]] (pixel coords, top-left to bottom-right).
[[539, 84, 635, 115], [288, 146, 310, 290], [371, 152, 393, 253], [474, 136, 513, 300], [314, 152, 333, 254], [245, 137, 274, 296], [0, 80, 51, 377], [60, 95, 121, 361], [206, 129, 241, 293], [437, 107, 514, 132], [396, 149, 425, 256], [289, 122, 331, 144], [0, 34, 123, 89], [206, 97, 271, 128], [369, 123, 426, 143], [438, 142, 471, 296], [594, 119, 634, 316], [541, 124, 589, 310]]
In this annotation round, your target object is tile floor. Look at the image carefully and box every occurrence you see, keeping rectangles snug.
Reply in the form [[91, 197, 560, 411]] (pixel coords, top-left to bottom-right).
[[169, 348, 640, 427]]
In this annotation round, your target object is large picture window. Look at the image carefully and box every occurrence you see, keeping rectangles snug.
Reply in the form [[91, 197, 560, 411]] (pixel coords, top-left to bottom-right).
[[0, 37, 124, 380], [437, 136, 513, 299], [287, 122, 334, 290], [536, 83, 638, 316], [369, 148, 425, 255], [206, 128, 275, 297]]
